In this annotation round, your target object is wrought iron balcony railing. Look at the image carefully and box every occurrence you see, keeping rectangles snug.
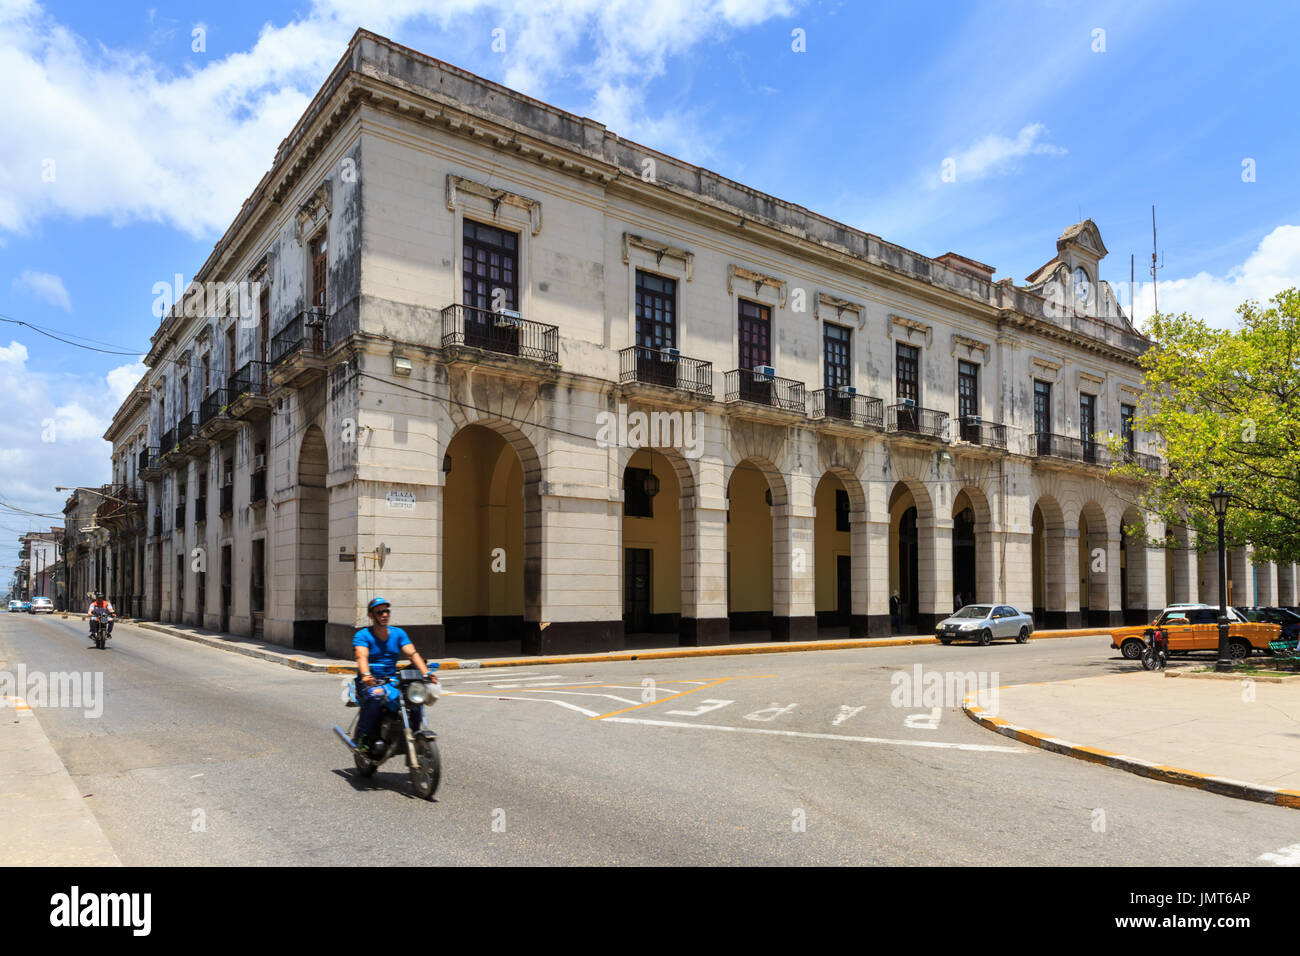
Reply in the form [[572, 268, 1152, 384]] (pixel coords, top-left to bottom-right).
[[270, 307, 327, 366], [228, 361, 270, 401], [617, 346, 712, 396], [808, 389, 884, 428], [1031, 433, 1115, 466], [200, 388, 230, 426], [439, 304, 559, 363], [886, 403, 949, 439], [956, 416, 1008, 449], [159, 426, 176, 455], [176, 412, 197, 444], [723, 369, 806, 412], [1119, 448, 1163, 474]]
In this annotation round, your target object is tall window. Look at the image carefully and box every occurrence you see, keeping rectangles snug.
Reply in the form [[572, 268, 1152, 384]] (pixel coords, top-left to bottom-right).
[[738, 299, 771, 370], [958, 361, 979, 441], [259, 288, 270, 367], [896, 344, 919, 403], [1033, 380, 1052, 455], [180, 373, 189, 416], [226, 326, 236, 378], [823, 324, 851, 389], [462, 220, 518, 311], [1079, 393, 1097, 462], [201, 356, 210, 398], [635, 271, 676, 350], [1121, 403, 1136, 456], [310, 230, 328, 310]]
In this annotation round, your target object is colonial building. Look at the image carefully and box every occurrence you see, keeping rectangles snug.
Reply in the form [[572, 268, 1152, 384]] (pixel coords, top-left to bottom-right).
[[100, 382, 150, 616], [108, 30, 1298, 659], [61, 489, 107, 609], [16, 529, 61, 602]]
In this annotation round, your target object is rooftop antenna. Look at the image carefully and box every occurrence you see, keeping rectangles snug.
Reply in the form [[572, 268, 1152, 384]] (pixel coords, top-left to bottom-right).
[[1150, 205, 1164, 316]]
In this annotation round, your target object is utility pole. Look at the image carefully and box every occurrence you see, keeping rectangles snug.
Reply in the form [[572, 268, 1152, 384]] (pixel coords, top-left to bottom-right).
[[1151, 205, 1164, 316]]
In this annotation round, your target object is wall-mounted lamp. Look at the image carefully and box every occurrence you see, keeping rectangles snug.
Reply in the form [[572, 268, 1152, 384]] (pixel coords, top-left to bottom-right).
[[642, 473, 660, 497], [393, 355, 412, 376]]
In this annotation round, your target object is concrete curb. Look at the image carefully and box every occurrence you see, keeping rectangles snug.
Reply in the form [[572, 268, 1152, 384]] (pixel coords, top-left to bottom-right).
[[129, 619, 1114, 672], [961, 690, 1300, 811]]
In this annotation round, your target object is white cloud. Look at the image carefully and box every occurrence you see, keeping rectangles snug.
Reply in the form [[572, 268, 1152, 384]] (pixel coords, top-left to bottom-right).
[[937, 123, 1067, 185], [13, 268, 71, 310], [0, 0, 798, 238], [1129, 224, 1300, 330], [106, 360, 148, 405], [0, 337, 117, 518]]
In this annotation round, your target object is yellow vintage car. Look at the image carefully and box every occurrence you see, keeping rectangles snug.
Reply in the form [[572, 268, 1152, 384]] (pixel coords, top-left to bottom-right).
[[1111, 604, 1280, 661]]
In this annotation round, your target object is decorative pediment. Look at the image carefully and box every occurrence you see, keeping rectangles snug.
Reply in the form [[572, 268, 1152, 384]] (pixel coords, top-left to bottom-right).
[[815, 292, 865, 326], [951, 333, 990, 359], [887, 313, 932, 346], [623, 233, 693, 280], [295, 179, 332, 243], [1031, 355, 1063, 382], [446, 174, 542, 235], [727, 265, 786, 306]]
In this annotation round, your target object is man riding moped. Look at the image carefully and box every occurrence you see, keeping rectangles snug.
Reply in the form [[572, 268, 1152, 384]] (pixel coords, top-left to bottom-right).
[[352, 597, 437, 755]]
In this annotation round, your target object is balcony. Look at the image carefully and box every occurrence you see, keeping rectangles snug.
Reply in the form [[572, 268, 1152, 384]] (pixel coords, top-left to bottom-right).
[[1031, 433, 1115, 467], [199, 388, 239, 441], [250, 470, 267, 505], [97, 484, 143, 528], [440, 304, 560, 366], [617, 346, 712, 402], [195, 496, 207, 524], [955, 416, 1008, 450], [268, 307, 328, 388], [177, 411, 206, 456], [886, 403, 949, 440], [140, 447, 163, 482], [228, 361, 273, 422], [724, 369, 807, 422], [1120, 448, 1163, 474], [158, 426, 177, 465], [218, 485, 234, 517], [808, 388, 884, 429]]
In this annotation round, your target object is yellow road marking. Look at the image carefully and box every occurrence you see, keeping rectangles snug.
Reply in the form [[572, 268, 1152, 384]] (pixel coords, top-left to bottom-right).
[[591, 675, 776, 720]]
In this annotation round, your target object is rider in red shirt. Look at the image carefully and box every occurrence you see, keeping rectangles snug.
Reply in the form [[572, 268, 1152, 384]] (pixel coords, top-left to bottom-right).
[[86, 592, 115, 638]]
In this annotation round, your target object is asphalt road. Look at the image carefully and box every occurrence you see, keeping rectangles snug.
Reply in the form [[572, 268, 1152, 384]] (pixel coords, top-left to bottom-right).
[[4, 611, 1299, 866]]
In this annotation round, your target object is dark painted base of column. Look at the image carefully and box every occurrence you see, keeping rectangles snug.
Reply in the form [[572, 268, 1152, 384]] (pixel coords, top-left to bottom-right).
[[1064, 611, 1083, 629], [402, 624, 446, 661], [772, 615, 818, 642], [522, 620, 624, 656], [326, 623, 352, 659], [850, 615, 870, 638], [679, 617, 730, 646], [293, 619, 326, 652], [866, 614, 891, 636], [1105, 610, 1125, 627]]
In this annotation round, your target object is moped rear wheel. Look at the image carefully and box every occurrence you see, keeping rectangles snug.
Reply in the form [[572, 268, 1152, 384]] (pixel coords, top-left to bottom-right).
[[410, 735, 441, 800]]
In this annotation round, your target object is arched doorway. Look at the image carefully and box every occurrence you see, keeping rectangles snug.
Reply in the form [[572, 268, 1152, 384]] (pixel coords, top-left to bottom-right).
[[727, 460, 775, 633], [1032, 496, 1066, 627], [295, 425, 329, 650], [442, 424, 527, 645], [1121, 507, 1149, 624], [889, 481, 932, 632], [814, 472, 852, 631], [1078, 502, 1110, 626], [621, 449, 681, 638]]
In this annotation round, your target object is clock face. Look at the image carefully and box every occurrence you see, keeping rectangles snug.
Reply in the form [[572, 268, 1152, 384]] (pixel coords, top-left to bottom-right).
[[1074, 267, 1091, 304]]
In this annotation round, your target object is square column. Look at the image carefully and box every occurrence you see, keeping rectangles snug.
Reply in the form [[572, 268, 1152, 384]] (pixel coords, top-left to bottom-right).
[[1141, 546, 1166, 623], [1229, 549, 1250, 606], [1060, 529, 1082, 629], [1170, 544, 1198, 605], [771, 476, 817, 642], [680, 501, 729, 645], [1001, 530, 1033, 611], [1256, 560, 1278, 607], [1279, 564, 1298, 607]]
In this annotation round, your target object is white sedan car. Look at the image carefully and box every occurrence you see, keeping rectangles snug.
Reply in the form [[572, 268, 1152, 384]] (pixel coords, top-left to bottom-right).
[[934, 604, 1034, 645]]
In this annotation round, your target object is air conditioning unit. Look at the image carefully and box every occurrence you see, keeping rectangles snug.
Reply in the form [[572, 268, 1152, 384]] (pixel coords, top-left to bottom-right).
[[662, 347, 681, 361], [968, 415, 983, 425], [902, 398, 917, 408], [752, 365, 776, 381], [253, 454, 266, 472], [837, 385, 857, 396], [493, 308, 523, 328]]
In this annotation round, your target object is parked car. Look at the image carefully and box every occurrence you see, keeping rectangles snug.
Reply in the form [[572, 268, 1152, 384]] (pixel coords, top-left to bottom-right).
[[935, 604, 1033, 645], [1110, 604, 1280, 661], [1235, 606, 1300, 647], [7, 600, 22, 612], [28, 596, 53, 614]]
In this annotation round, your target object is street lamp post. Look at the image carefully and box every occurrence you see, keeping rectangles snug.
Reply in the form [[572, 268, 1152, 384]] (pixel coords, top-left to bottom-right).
[[1210, 484, 1233, 673]]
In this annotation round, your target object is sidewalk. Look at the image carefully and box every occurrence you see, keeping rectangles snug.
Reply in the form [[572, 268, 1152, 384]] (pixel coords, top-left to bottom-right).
[[0, 656, 121, 866], [964, 669, 1300, 809], [125, 617, 1114, 672]]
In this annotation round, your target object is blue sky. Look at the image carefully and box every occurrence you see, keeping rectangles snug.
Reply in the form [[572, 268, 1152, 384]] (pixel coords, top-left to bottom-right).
[[2, 0, 1298, 575]]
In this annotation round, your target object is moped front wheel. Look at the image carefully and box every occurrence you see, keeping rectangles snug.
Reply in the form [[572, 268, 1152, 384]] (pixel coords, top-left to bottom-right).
[[353, 753, 378, 777], [410, 735, 441, 800]]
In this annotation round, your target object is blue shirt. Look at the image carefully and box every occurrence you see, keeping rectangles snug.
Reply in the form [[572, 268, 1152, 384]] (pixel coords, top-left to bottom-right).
[[352, 626, 412, 677]]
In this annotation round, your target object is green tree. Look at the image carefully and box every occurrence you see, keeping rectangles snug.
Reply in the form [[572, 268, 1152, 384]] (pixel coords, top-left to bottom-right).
[[1114, 288, 1300, 565]]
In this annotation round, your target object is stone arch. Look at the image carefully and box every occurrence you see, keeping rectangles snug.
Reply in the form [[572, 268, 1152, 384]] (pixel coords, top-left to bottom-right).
[[813, 466, 866, 634], [725, 456, 788, 634], [953, 484, 995, 606], [1120, 505, 1151, 624], [1031, 494, 1066, 627], [441, 419, 543, 643], [1077, 500, 1112, 626], [293, 424, 329, 649], [619, 447, 690, 639], [888, 477, 939, 632]]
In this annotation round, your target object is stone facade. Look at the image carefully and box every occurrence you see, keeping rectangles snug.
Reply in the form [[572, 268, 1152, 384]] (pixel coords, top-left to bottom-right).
[[108, 30, 1300, 659]]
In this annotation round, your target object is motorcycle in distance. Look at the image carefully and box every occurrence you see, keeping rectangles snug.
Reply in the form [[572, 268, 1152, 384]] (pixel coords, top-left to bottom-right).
[[88, 606, 114, 650], [333, 666, 442, 800]]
